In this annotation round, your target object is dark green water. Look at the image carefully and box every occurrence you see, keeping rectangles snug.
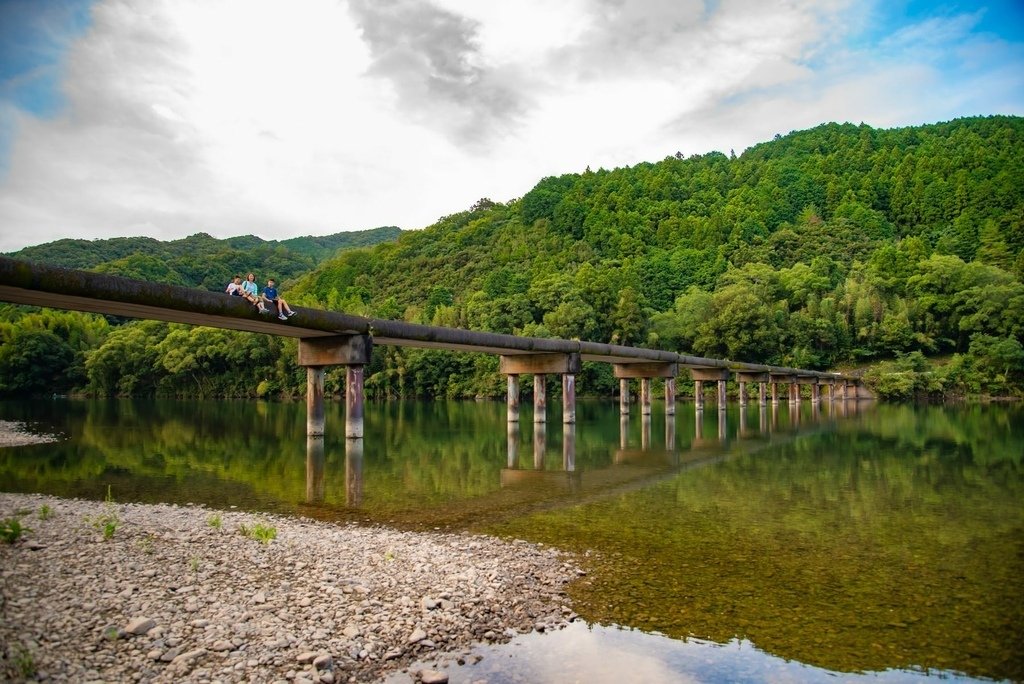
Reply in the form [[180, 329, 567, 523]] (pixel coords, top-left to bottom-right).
[[1, 399, 1021, 682]]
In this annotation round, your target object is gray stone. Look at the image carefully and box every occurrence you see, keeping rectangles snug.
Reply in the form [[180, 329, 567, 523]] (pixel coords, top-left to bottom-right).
[[210, 640, 233, 651], [125, 617, 155, 636], [312, 654, 333, 670], [408, 627, 427, 644], [296, 651, 317, 664], [420, 669, 449, 684]]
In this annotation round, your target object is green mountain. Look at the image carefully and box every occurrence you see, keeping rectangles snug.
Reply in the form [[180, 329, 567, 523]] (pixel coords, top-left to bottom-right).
[[5, 226, 402, 291], [2, 116, 1022, 399]]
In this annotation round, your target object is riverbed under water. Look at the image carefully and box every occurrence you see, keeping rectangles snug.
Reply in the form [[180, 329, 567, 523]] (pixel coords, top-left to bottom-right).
[[1, 398, 1020, 682]]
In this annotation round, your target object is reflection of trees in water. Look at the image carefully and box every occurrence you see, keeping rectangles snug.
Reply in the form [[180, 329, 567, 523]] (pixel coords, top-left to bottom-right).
[[490, 403, 1024, 681]]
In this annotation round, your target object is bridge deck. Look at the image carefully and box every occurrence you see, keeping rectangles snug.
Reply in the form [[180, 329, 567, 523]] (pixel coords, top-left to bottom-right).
[[0, 256, 853, 380]]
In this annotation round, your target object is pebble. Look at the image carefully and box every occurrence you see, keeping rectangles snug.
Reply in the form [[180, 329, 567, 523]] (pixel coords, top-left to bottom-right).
[[0, 492, 580, 683]]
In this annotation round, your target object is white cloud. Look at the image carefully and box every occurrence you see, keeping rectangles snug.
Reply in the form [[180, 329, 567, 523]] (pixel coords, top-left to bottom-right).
[[0, 0, 1021, 253]]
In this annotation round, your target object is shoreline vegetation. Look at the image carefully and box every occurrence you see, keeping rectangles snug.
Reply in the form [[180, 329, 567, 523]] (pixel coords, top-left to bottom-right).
[[0, 492, 581, 683]]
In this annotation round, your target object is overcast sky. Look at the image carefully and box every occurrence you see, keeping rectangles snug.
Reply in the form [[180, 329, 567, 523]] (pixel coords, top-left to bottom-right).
[[0, 0, 1022, 253]]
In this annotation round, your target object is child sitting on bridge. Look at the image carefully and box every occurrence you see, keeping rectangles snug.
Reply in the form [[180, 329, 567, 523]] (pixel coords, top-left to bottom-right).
[[262, 278, 296, 321], [242, 273, 270, 314]]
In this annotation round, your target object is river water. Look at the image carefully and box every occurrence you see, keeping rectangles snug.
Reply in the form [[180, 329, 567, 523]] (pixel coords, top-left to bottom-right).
[[1, 398, 1021, 683]]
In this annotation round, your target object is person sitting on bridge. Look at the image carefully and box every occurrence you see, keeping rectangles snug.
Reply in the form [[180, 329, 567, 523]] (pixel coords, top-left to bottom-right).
[[262, 278, 296, 321], [243, 272, 270, 314], [225, 276, 245, 297]]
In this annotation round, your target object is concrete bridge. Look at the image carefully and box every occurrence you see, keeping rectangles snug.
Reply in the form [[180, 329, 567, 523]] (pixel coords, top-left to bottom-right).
[[0, 256, 869, 439]]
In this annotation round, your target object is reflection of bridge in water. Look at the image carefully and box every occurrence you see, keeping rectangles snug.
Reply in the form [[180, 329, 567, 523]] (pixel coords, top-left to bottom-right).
[[302, 399, 871, 528]]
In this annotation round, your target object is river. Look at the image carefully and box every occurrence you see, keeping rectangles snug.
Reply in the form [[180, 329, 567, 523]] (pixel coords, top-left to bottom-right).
[[1, 398, 1021, 683]]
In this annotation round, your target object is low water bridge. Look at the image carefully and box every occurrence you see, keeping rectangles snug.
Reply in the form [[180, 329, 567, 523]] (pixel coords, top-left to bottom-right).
[[0, 256, 868, 439]]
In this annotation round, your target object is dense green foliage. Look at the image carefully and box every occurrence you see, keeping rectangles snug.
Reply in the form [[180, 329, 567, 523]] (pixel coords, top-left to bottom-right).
[[1, 116, 1022, 398], [5, 227, 401, 290]]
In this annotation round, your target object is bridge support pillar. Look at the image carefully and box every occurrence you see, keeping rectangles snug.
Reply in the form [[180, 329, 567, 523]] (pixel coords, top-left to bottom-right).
[[499, 353, 580, 425], [614, 362, 677, 418], [665, 378, 676, 416], [298, 335, 372, 439], [811, 383, 820, 404], [562, 374, 576, 424], [690, 368, 729, 410], [771, 382, 779, 406], [736, 372, 768, 411], [759, 382, 767, 406], [694, 380, 704, 410], [533, 375, 547, 423], [507, 375, 520, 422], [828, 383, 835, 402]]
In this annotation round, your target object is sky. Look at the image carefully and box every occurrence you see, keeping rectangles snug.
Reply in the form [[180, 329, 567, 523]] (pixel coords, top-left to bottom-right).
[[0, 0, 1022, 253]]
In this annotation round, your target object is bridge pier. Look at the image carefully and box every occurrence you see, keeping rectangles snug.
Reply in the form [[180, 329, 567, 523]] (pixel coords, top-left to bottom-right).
[[694, 380, 704, 410], [690, 368, 729, 410], [298, 335, 373, 439], [500, 353, 581, 425], [737, 372, 768, 411], [614, 363, 678, 420]]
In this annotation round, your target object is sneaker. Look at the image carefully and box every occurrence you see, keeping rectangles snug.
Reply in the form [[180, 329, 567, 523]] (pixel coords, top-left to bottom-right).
[[258, 306, 269, 314], [278, 314, 287, 321], [286, 310, 297, 317]]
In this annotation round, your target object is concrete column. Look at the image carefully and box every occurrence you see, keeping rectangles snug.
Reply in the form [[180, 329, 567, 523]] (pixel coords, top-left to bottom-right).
[[794, 383, 802, 406], [828, 384, 835, 402], [811, 383, 820, 404], [640, 377, 652, 416], [507, 374, 520, 422], [306, 367, 325, 437], [771, 382, 779, 406], [620, 378, 630, 415], [694, 380, 704, 410], [759, 382, 767, 406], [739, 381, 748, 407], [534, 374, 546, 424], [562, 374, 576, 424], [717, 379, 727, 409], [345, 365, 365, 438], [665, 378, 676, 416]]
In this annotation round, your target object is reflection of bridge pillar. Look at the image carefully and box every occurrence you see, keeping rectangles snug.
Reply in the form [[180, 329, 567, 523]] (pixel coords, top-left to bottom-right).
[[533, 421, 546, 469], [298, 335, 373, 440], [812, 397, 820, 420], [640, 378, 652, 416], [620, 414, 629, 449], [718, 406, 727, 441], [759, 404, 767, 434], [788, 383, 797, 406], [641, 414, 651, 450], [507, 422, 519, 468], [562, 374, 576, 424], [695, 409, 704, 440], [665, 378, 676, 416], [507, 375, 520, 422], [345, 438, 363, 507], [666, 416, 675, 452], [534, 374, 547, 423], [306, 367, 325, 437], [620, 379, 630, 415], [563, 424, 576, 471], [306, 435, 325, 504], [739, 404, 749, 438]]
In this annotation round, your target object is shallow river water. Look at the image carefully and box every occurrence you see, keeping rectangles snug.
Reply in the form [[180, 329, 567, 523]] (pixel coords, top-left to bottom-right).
[[1, 398, 1021, 683]]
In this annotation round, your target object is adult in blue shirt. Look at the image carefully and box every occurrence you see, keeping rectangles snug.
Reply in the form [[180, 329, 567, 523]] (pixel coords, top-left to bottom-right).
[[262, 278, 296, 320]]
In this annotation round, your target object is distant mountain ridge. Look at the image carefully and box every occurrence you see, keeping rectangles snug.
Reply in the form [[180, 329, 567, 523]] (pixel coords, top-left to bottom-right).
[[5, 226, 402, 291]]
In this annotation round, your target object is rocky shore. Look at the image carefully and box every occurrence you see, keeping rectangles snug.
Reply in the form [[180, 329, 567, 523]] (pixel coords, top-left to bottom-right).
[[0, 493, 582, 683], [0, 421, 59, 448]]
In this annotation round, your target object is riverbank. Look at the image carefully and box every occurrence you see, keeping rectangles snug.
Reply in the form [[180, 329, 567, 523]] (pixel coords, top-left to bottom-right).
[[0, 493, 582, 683]]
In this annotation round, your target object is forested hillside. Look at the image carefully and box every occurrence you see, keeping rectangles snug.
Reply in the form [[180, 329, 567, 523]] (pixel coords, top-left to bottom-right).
[[2, 117, 1022, 399], [5, 226, 401, 290]]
